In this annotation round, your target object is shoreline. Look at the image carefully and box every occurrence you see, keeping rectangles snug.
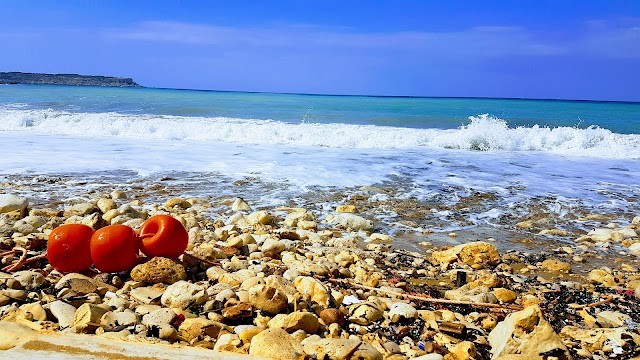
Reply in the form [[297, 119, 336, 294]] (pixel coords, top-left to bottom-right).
[[0, 183, 639, 358]]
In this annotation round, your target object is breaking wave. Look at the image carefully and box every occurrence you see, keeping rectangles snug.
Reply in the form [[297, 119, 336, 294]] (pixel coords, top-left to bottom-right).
[[1, 108, 638, 159]]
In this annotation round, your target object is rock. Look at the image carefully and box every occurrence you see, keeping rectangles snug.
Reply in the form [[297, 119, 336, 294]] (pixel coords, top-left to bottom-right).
[[366, 233, 393, 244], [560, 326, 640, 354], [348, 299, 384, 325], [206, 267, 228, 281], [0, 320, 35, 350], [213, 333, 242, 352], [130, 257, 187, 284], [294, 276, 331, 308], [49, 300, 77, 328], [165, 197, 191, 209], [284, 211, 314, 227], [284, 311, 319, 334], [352, 343, 384, 360], [12, 216, 46, 233], [222, 302, 253, 320], [587, 228, 621, 242], [336, 205, 358, 213], [588, 269, 618, 287], [488, 305, 570, 359], [160, 281, 206, 309], [157, 323, 178, 341], [249, 328, 306, 359], [96, 198, 116, 213], [232, 197, 252, 212], [595, 310, 632, 328], [12, 270, 45, 290], [388, 302, 418, 322], [249, 285, 288, 315], [412, 355, 445, 360], [130, 285, 165, 304], [432, 242, 501, 267], [540, 259, 571, 273], [110, 190, 127, 200], [29, 208, 62, 218], [629, 242, 640, 255], [449, 341, 476, 360], [142, 308, 176, 327], [383, 341, 401, 354], [0, 194, 28, 215], [266, 275, 298, 303], [445, 285, 497, 304], [329, 213, 374, 232], [74, 303, 108, 333], [302, 336, 364, 359], [0, 294, 9, 306], [100, 311, 138, 330], [55, 273, 116, 294], [261, 238, 285, 255], [246, 211, 271, 225], [233, 324, 260, 340], [0, 289, 26, 301], [320, 308, 346, 326], [492, 288, 518, 303], [178, 318, 226, 341], [538, 229, 568, 236], [20, 302, 47, 321], [64, 202, 96, 217]]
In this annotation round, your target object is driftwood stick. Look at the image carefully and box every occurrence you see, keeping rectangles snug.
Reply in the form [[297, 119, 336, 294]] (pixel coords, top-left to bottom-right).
[[574, 294, 614, 309], [326, 278, 524, 311]]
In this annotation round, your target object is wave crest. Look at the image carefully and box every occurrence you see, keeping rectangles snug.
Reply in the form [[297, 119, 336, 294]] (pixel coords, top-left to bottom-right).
[[0, 109, 638, 159]]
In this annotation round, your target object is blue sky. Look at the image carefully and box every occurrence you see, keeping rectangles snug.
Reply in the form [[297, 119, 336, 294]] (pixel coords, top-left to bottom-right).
[[1, 1, 639, 100]]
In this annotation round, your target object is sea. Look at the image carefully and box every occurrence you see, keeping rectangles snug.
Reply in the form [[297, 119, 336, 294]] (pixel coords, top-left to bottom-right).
[[1, 84, 639, 257]]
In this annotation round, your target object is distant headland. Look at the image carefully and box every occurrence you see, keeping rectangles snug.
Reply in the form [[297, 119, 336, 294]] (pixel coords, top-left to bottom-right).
[[0, 72, 141, 87]]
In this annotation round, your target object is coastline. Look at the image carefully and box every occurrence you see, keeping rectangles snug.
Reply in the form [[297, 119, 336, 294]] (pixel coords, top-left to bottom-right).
[[0, 176, 639, 358]]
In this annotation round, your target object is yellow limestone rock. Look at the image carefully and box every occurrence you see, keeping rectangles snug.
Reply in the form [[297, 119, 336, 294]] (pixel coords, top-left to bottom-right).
[[249, 328, 306, 359], [336, 205, 358, 213], [293, 276, 331, 308], [488, 305, 571, 360], [432, 241, 501, 267], [540, 259, 572, 273]]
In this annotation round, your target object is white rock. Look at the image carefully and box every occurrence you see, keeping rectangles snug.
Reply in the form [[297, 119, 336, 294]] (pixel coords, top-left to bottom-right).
[[12, 270, 45, 291], [629, 242, 640, 256], [348, 300, 384, 325], [0, 194, 28, 214], [232, 197, 251, 212], [388, 302, 418, 322], [329, 213, 374, 232], [261, 238, 285, 255], [49, 300, 77, 329], [342, 295, 362, 305], [142, 308, 176, 327], [160, 281, 206, 309]]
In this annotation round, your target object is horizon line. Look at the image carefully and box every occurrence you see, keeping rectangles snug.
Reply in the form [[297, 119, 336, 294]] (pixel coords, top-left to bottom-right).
[[148, 85, 640, 105]]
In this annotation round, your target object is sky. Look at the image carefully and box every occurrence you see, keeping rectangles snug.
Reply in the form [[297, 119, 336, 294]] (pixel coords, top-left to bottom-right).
[[1, 1, 639, 101]]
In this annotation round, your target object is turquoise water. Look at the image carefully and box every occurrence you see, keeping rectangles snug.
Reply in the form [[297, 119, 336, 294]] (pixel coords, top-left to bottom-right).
[[1, 84, 638, 133]]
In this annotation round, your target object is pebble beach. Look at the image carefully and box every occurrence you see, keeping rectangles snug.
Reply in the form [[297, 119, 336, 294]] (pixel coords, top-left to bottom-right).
[[0, 180, 639, 360]]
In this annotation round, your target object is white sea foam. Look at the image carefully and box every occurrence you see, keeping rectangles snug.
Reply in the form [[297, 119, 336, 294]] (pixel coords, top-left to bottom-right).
[[0, 109, 639, 159]]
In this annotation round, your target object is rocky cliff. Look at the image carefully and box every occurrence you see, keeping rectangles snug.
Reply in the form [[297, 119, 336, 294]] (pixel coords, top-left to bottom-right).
[[0, 72, 141, 87]]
